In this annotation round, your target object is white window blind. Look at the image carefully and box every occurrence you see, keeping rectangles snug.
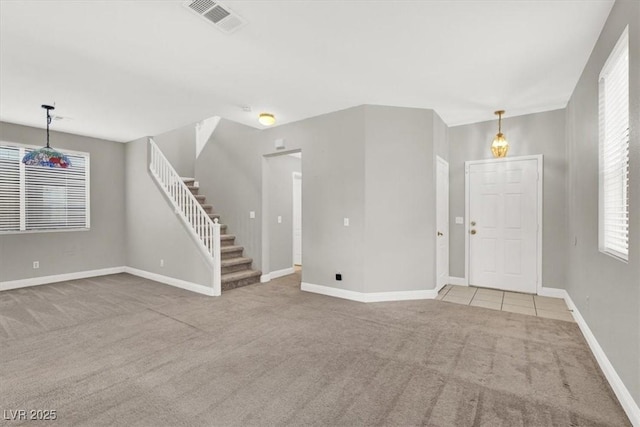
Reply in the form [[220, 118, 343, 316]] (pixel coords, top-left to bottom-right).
[[0, 143, 90, 233], [599, 26, 629, 261]]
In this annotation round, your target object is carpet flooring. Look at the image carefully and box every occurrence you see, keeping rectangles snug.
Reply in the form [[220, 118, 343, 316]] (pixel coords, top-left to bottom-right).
[[0, 272, 630, 426]]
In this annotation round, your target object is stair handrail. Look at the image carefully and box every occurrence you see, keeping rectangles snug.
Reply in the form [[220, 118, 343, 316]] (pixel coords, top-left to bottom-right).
[[148, 137, 221, 296]]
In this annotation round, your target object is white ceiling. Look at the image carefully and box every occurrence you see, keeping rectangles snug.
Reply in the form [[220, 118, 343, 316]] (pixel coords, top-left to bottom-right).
[[0, 0, 614, 143]]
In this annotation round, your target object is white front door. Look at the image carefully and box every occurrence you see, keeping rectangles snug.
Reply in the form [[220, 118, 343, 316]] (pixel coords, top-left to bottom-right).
[[436, 157, 449, 290], [468, 158, 539, 293], [292, 172, 302, 266]]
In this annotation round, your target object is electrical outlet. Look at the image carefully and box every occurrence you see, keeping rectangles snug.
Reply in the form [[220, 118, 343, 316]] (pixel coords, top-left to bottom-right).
[[455, 217, 464, 224], [277, 216, 282, 223], [160, 259, 164, 267], [250, 211, 256, 219], [335, 273, 342, 281], [343, 218, 350, 227], [33, 261, 39, 269]]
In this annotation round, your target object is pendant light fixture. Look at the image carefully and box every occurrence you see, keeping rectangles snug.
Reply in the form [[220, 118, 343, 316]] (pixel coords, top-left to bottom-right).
[[490, 110, 509, 158], [258, 113, 276, 126], [21, 105, 71, 168]]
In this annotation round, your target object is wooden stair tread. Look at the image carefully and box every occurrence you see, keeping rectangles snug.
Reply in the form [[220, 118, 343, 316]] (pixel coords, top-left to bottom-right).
[[221, 245, 243, 253], [220, 234, 236, 241]]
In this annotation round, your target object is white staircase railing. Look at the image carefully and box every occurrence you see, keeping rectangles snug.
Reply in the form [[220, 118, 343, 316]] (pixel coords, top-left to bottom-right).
[[148, 137, 221, 296]]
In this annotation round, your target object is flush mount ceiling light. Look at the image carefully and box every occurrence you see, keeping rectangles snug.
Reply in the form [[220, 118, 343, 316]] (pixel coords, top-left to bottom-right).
[[22, 105, 71, 168], [490, 110, 509, 158], [258, 113, 276, 126]]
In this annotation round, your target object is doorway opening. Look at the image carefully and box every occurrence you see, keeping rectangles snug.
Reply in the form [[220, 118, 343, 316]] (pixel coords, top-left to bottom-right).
[[261, 150, 302, 283]]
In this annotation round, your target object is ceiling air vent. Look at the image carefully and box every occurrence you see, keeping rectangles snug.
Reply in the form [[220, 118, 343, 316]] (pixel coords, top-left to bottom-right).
[[183, 0, 247, 34]]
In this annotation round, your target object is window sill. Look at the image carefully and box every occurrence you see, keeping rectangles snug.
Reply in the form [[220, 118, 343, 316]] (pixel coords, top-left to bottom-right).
[[0, 228, 90, 236], [599, 248, 629, 264]]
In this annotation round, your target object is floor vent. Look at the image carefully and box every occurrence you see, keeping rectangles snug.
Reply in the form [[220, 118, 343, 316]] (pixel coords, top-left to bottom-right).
[[184, 1, 246, 34]]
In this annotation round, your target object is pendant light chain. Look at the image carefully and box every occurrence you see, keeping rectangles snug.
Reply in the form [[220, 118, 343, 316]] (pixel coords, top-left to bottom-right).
[[490, 109, 509, 158]]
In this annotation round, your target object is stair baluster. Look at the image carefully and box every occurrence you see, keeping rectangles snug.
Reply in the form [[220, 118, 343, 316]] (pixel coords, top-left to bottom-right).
[[148, 138, 222, 296]]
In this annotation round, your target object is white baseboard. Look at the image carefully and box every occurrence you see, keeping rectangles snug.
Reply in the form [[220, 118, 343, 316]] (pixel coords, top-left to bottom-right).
[[543, 287, 639, 426], [0, 266, 126, 291], [538, 286, 567, 299], [0, 265, 218, 297], [301, 282, 437, 303], [448, 276, 467, 286], [124, 267, 216, 297], [261, 267, 296, 283], [270, 267, 295, 279]]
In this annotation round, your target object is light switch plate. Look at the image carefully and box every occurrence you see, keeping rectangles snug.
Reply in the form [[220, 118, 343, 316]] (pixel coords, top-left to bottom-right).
[[277, 216, 282, 223], [455, 217, 464, 224], [343, 218, 350, 226], [249, 211, 256, 219]]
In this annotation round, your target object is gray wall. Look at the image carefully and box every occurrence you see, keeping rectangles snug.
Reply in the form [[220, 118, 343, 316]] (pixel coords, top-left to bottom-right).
[[197, 107, 367, 292], [152, 123, 196, 178], [564, 0, 639, 405], [363, 106, 436, 292], [433, 112, 449, 162], [266, 155, 301, 273], [0, 122, 126, 281], [125, 137, 214, 287], [448, 109, 567, 288], [195, 119, 264, 274], [197, 105, 445, 294], [261, 108, 368, 291]]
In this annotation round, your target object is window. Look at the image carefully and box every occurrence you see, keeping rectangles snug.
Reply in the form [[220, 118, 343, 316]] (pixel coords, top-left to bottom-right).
[[598, 26, 629, 261], [0, 143, 90, 233]]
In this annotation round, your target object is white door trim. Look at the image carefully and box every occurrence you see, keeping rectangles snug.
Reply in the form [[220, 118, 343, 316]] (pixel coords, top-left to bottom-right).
[[261, 149, 302, 280], [435, 155, 449, 292], [292, 171, 302, 266], [464, 155, 543, 293]]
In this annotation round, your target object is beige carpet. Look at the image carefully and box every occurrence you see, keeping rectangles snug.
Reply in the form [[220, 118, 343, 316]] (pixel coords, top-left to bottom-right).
[[0, 272, 630, 426]]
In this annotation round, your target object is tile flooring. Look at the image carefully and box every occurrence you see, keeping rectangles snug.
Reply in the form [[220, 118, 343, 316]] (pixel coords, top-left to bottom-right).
[[437, 284, 575, 322]]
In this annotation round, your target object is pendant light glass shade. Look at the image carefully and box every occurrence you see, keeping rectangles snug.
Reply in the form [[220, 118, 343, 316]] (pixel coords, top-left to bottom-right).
[[22, 146, 71, 168], [22, 105, 71, 168], [490, 110, 509, 158]]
